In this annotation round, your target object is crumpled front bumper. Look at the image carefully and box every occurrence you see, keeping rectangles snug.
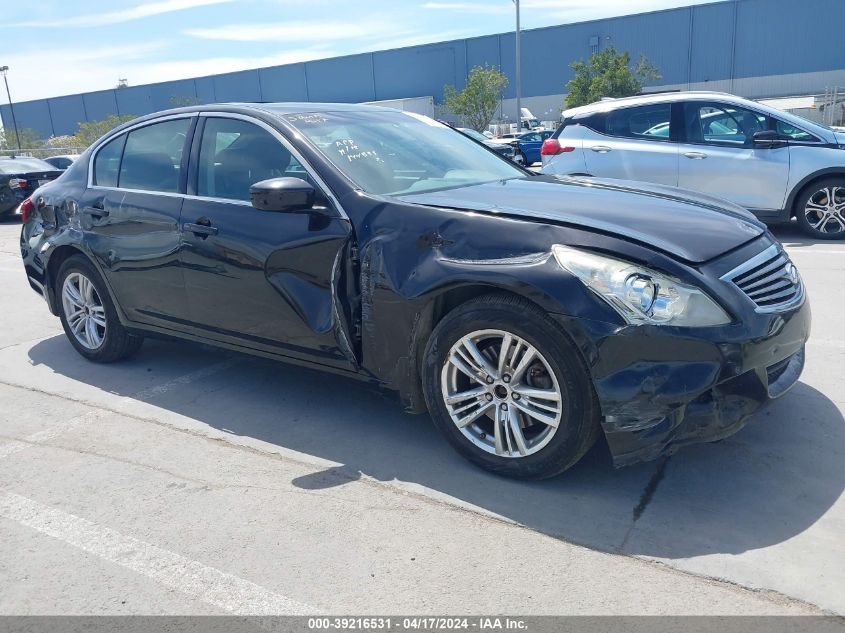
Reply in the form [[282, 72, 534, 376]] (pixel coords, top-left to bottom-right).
[[553, 298, 811, 467]]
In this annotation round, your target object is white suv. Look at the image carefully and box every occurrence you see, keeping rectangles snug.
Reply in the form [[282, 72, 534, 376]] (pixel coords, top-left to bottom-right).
[[541, 91, 845, 239]]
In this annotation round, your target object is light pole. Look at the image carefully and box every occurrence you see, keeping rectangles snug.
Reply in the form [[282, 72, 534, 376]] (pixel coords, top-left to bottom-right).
[[513, 0, 521, 131], [0, 66, 21, 151]]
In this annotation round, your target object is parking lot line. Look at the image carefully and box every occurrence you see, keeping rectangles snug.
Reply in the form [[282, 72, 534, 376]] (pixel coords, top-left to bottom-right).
[[0, 491, 314, 615]]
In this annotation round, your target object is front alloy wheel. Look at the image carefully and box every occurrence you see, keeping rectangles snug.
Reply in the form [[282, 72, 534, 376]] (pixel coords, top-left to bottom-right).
[[423, 294, 600, 479], [441, 329, 563, 458], [796, 179, 845, 239]]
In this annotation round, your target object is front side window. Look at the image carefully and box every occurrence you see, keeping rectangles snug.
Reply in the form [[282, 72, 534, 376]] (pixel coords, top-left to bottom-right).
[[684, 103, 769, 146], [284, 110, 525, 196], [606, 104, 672, 141], [93, 134, 126, 187], [197, 117, 309, 202], [118, 118, 191, 193]]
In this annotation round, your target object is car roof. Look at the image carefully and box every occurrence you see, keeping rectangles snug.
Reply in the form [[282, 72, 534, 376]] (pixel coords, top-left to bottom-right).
[[562, 91, 749, 117]]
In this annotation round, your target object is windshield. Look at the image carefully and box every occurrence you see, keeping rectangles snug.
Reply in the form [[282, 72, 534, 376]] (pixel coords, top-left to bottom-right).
[[284, 110, 525, 195], [0, 158, 57, 174]]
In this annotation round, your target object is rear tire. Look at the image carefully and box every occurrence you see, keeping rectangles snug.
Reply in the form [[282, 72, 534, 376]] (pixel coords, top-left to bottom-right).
[[57, 255, 143, 362], [422, 293, 600, 479], [794, 177, 845, 239]]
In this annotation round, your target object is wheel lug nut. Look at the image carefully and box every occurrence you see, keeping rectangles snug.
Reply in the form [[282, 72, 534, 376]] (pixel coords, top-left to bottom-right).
[[500, 403, 507, 411], [513, 393, 520, 400], [485, 393, 493, 401], [485, 376, 494, 384], [502, 374, 511, 383]]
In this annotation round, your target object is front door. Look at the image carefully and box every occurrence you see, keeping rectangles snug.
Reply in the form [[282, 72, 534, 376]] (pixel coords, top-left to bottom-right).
[[179, 115, 356, 370], [82, 116, 194, 327], [677, 102, 790, 212]]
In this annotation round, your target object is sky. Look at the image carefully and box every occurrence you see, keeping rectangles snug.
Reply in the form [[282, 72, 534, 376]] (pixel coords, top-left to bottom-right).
[[2, 0, 716, 104]]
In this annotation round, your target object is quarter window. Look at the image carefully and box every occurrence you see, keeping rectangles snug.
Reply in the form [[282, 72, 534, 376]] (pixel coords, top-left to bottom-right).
[[606, 104, 672, 141], [775, 119, 819, 143], [118, 118, 190, 193], [93, 134, 125, 187], [197, 117, 308, 202]]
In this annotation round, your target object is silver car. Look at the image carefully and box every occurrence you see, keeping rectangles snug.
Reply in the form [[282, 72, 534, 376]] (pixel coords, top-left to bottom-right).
[[541, 91, 845, 239]]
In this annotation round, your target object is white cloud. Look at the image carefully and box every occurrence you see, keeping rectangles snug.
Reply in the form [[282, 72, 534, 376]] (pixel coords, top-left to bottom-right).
[[421, 2, 510, 13], [15, 0, 235, 28], [185, 20, 394, 42], [422, 0, 706, 20]]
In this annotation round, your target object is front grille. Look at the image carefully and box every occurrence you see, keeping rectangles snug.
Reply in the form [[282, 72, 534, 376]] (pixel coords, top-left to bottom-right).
[[721, 244, 803, 312]]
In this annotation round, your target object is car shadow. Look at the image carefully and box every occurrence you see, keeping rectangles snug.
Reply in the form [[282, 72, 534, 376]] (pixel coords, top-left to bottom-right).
[[26, 334, 845, 559]]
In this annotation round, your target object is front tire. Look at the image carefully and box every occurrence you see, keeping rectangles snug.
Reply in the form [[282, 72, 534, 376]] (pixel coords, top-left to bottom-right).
[[422, 294, 600, 479], [57, 255, 143, 362], [795, 178, 845, 239]]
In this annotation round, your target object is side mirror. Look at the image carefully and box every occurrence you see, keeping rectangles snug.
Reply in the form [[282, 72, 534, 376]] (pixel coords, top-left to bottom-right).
[[752, 130, 787, 149], [250, 177, 315, 212]]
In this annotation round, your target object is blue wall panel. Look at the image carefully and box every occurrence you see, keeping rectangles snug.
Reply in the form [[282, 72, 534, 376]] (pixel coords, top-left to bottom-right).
[[5, 0, 845, 140], [373, 44, 462, 101], [305, 54, 375, 103], [258, 64, 308, 101], [150, 79, 199, 110], [214, 70, 262, 102], [82, 90, 119, 121], [688, 3, 734, 84], [116, 85, 154, 116], [47, 95, 87, 136]]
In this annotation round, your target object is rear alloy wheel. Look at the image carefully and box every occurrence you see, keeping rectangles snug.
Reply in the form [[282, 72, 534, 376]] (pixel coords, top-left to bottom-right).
[[57, 255, 143, 362], [796, 178, 845, 239], [514, 151, 526, 166], [423, 294, 600, 479]]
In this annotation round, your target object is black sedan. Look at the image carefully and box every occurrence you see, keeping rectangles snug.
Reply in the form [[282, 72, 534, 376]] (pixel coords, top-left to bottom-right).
[[19, 103, 810, 479], [1, 157, 62, 219]]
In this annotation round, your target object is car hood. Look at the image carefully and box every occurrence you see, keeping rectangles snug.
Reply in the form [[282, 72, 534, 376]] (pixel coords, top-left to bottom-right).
[[398, 175, 766, 263]]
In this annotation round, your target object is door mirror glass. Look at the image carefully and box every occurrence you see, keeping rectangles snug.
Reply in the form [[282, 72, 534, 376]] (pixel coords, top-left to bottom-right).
[[250, 177, 315, 212], [752, 130, 788, 149]]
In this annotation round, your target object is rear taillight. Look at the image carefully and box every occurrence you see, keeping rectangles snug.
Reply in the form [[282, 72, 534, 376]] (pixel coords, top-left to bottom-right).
[[8, 178, 27, 188], [541, 139, 575, 156], [20, 197, 35, 223]]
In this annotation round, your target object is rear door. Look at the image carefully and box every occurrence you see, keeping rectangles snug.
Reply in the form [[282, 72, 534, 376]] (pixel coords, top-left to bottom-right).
[[582, 102, 679, 186], [80, 115, 194, 327], [178, 113, 356, 370], [677, 101, 790, 211], [517, 132, 543, 164]]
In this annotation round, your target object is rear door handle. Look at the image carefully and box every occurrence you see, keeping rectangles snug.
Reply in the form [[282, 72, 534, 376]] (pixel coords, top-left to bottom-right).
[[591, 145, 612, 153], [82, 200, 109, 218], [684, 151, 708, 159]]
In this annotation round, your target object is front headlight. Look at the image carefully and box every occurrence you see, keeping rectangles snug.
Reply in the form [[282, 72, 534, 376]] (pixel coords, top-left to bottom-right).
[[552, 245, 731, 326]]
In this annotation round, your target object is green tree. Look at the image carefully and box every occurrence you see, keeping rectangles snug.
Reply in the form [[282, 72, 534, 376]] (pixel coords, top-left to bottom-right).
[[443, 65, 508, 132], [72, 114, 136, 149], [565, 46, 661, 109]]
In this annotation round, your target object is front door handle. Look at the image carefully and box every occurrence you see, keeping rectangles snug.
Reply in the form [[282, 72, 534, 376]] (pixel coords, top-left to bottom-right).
[[591, 145, 612, 153], [184, 217, 218, 237], [684, 151, 708, 160]]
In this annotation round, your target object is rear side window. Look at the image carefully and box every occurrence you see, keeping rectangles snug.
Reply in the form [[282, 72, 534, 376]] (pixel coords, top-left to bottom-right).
[[93, 134, 126, 187], [118, 118, 191, 193], [606, 104, 672, 141]]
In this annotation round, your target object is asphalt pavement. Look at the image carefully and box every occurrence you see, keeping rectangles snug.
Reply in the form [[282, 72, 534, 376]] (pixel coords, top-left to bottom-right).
[[0, 218, 842, 615]]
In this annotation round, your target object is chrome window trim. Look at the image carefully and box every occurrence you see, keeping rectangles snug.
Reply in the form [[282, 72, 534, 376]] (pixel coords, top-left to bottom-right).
[[196, 111, 348, 219], [720, 244, 805, 314], [86, 113, 197, 189]]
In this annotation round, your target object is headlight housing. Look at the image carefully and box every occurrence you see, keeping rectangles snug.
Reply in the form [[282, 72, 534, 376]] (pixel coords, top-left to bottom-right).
[[552, 245, 731, 327]]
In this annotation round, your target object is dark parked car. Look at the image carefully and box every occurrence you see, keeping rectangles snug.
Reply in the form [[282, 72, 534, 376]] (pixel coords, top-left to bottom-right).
[[457, 127, 516, 161], [20, 103, 810, 479], [1, 157, 62, 219]]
